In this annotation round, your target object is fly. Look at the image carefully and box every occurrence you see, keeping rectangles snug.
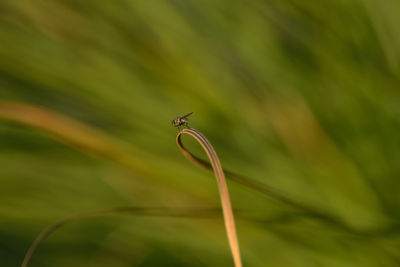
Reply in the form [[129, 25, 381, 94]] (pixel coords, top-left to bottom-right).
[[171, 112, 193, 130]]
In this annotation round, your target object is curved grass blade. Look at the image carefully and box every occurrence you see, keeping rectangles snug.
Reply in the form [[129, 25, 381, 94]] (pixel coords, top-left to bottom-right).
[[21, 206, 222, 267], [176, 128, 242, 267]]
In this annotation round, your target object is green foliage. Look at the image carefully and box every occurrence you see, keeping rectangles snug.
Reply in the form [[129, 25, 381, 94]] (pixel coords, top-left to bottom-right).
[[1, 0, 400, 266]]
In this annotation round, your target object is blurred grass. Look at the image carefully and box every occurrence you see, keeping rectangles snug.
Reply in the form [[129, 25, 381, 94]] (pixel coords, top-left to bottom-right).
[[1, 0, 400, 266]]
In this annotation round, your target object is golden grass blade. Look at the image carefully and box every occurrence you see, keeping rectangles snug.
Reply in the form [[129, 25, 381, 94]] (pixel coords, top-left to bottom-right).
[[0, 100, 150, 176], [0, 100, 116, 154], [21, 206, 222, 267], [176, 128, 242, 267]]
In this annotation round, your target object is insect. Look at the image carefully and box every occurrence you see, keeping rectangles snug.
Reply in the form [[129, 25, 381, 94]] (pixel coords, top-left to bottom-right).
[[171, 112, 193, 130]]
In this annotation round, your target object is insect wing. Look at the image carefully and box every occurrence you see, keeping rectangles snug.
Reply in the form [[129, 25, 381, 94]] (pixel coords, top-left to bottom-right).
[[181, 112, 193, 119]]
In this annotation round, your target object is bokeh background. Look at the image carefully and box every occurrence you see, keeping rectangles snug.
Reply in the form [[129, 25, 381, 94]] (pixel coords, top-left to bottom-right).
[[1, 0, 400, 266]]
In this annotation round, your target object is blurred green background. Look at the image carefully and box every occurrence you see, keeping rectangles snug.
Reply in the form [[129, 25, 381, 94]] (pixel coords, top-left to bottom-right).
[[1, 0, 400, 266]]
